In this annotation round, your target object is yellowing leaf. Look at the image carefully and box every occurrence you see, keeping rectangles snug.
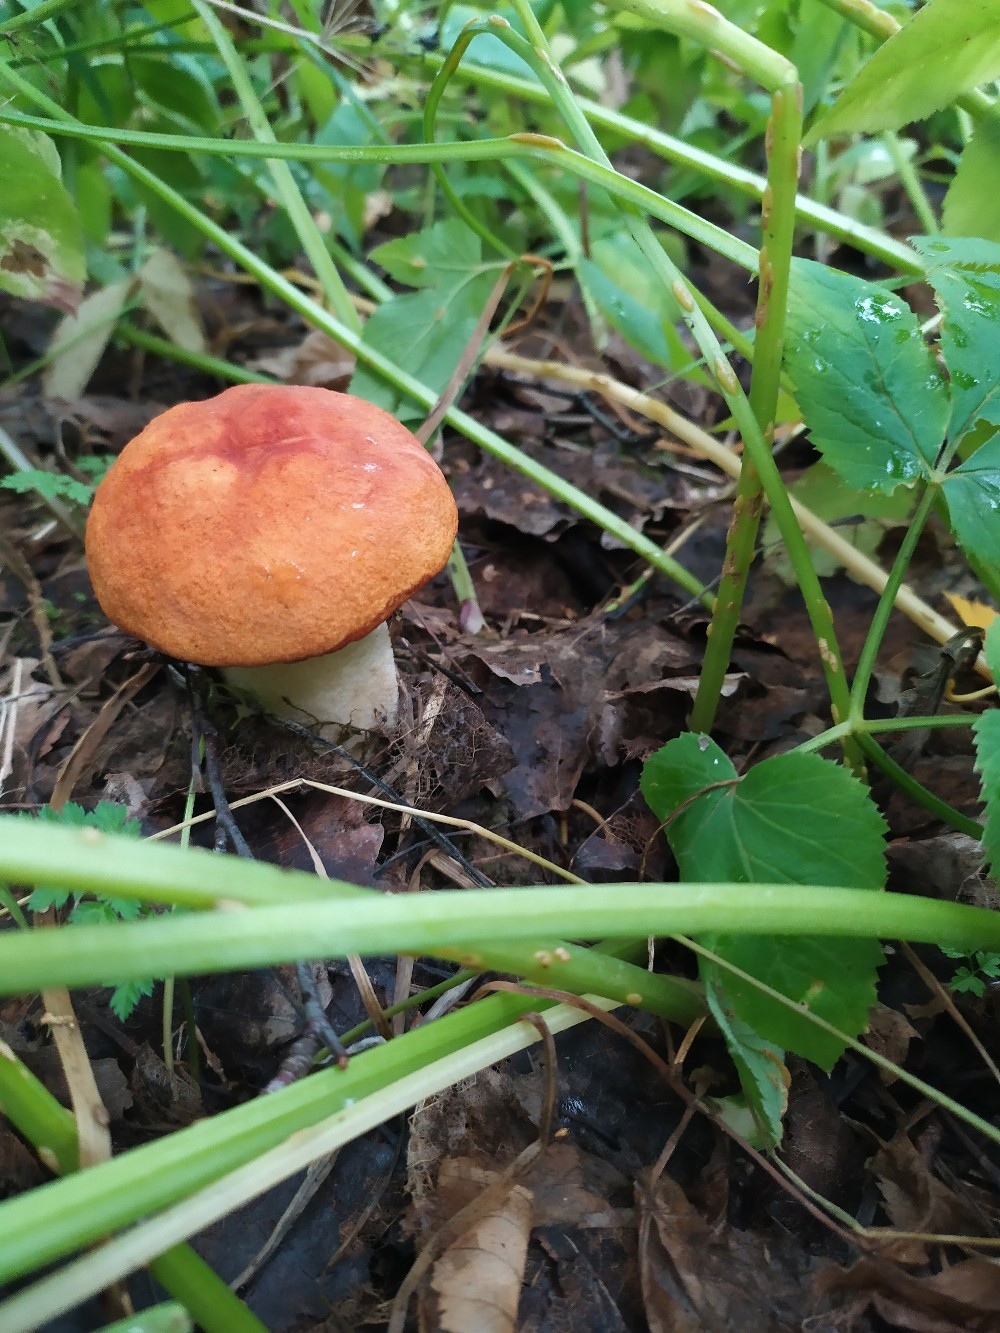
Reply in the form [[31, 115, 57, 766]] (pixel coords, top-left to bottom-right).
[[943, 591, 999, 630]]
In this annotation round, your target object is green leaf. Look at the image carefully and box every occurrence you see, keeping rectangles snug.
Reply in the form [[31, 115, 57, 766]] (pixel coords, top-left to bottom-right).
[[943, 120, 1000, 245], [131, 54, 220, 134], [910, 236, 1000, 442], [0, 469, 93, 507], [22, 802, 141, 912], [579, 235, 709, 383], [641, 735, 888, 891], [351, 272, 499, 423], [784, 259, 949, 492], [762, 460, 914, 584], [973, 621, 1000, 879], [704, 970, 788, 1149], [641, 734, 887, 1069], [371, 218, 484, 289], [0, 127, 85, 313], [705, 929, 883, 1074], [106, 976, 156, 1024], [808, 0, 1000, 141], [941, 435, 1000, 566]]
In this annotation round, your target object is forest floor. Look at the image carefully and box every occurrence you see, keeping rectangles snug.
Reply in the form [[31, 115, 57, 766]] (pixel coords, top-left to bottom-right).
[[1, 254, 999, 1331]]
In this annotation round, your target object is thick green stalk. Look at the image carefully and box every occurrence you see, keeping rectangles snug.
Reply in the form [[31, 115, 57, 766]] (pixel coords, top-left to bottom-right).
[[0, 817, 701, 1024], [849, 483, 938, 721], [0, 992, 567, 1285], [692, 77, 805, 732], [0, 1047, 264, 1330], [0, 882, 997, 991], [190, 0, 361, 334], [0, 102, 760, 272], [0, 1047, 79, 1176], [432, 59, 923, 274]]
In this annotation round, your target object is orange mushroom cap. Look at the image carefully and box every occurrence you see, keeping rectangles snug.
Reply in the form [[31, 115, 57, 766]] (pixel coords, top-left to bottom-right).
[[85, 384, 458, 667]]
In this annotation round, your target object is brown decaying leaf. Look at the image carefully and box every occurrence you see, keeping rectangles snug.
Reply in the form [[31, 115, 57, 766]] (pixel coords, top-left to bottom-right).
[[816, 1255, 1000, 1332], [638, 1167, 818, 1332], [864, 1003, 922, 1084], [868, 1130, 988, 1263], [422, 1182, 533, 1333]]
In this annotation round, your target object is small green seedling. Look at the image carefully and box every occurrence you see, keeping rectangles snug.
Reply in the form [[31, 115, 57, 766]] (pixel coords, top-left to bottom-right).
[[9, 802, 155, 1021]]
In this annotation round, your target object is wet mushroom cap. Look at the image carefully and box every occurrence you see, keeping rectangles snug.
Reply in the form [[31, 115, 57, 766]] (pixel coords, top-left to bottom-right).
[[85, 383, 459, 667]]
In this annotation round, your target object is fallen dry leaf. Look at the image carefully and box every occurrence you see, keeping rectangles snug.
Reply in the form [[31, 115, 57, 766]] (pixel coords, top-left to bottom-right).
[[421, 1181, 533, 1333]]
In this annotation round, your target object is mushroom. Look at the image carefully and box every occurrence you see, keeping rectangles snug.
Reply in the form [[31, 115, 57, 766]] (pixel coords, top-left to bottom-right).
[[85, 383, 458, 736]]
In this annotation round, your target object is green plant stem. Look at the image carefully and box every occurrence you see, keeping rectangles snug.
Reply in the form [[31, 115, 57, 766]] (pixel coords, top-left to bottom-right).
[[0, 879, 995, 988], [855, 733, 985, 838], [692, 76, 803, 732], [0, 61, 714, 606], [0, 105, 760, 273], [802, 713, 978, 751], [432, 59, 923, 274], [849, 482, 939, 721], [0, 991, 571, 1286], [0, 1043, 263, 1330], [116, 323, 274, 384], [0, 819, 702, 1024], [884, 131, 938, 233], [1, 826, 999, 993], [190, 0, 361, 335], [0, 0, 78, 31], [0, 1046, 79, 1176]]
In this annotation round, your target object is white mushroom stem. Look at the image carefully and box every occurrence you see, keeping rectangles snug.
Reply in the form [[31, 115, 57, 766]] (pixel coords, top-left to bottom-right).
[[222, 620, 399, 737]]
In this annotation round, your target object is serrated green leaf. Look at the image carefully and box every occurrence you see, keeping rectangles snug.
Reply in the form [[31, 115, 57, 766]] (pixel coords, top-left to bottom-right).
[[107, 977, 156, 1023], [641, 734, 888, 891], [371, 219, 483, 289], [943, 121, 1000, 245], [808, 0, 1000, 142], [784, 260, 949, 492], [0, 127, 85, 313], [706, 931, 883, 1073], [641, 734, 887, 1068], [350, 271, 499, 423], [704, 971, 787, 1149], [942, 435, 1000, 566], [0, 470, 93, 507], [27, 885, 72, 913], [911, 236, 1000, 442], [579, 237, 709, 383]]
